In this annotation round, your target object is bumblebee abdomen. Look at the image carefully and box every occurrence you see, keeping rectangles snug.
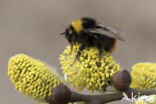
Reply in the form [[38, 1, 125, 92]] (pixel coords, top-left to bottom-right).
[[109, 39, 117, 53], [91, 34, 116, 52]]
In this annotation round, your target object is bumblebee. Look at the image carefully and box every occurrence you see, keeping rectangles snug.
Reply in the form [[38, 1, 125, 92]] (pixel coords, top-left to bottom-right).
[[61, 17, 124, 65]]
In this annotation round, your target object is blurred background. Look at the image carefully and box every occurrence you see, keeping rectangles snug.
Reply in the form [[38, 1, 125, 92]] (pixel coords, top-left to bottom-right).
[[0, 0, 156, 104]]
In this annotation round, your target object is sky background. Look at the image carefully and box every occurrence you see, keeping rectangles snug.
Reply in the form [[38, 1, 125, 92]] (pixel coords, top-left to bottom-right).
[[0, 0, 156, 104]]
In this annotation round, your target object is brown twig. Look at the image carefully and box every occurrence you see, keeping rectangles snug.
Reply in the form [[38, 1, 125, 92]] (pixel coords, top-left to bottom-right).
[[69, 88, 156, 104]]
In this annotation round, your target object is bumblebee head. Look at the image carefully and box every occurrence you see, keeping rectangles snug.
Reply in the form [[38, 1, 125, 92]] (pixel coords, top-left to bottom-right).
[[61, 17, 96, 36], [60, 17, 97, 42]]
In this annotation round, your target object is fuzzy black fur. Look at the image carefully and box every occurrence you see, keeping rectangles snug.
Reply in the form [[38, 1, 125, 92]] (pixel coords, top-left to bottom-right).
[[63, 17, 116, 65]]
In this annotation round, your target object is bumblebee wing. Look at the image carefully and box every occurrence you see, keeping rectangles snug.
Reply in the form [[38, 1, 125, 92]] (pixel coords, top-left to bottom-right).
[[96, 20, 122, 33], [94, 21, 125, 41], [85, 28, 125, 41]]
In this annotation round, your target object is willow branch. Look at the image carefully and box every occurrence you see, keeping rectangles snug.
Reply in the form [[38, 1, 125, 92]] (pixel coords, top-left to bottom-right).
[[69, 88, 156, 104]]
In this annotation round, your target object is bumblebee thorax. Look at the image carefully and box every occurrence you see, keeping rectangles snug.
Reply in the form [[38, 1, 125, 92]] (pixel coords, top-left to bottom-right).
[[71, 19, 83, 34]]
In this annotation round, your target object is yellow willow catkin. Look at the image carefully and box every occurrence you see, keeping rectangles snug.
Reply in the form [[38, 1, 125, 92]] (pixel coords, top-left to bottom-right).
[[131, 63, 156, 89], [8, 54, 64, 102], [60, 44, 120, 93]]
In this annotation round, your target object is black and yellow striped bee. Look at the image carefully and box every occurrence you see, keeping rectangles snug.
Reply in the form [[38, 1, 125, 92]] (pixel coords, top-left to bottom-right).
[[61, 17, 124, 65]]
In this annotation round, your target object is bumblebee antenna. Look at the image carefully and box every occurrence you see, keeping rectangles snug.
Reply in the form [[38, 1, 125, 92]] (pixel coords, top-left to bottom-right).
[[60, 32, 65, 35], [59, 22, 68, 35]]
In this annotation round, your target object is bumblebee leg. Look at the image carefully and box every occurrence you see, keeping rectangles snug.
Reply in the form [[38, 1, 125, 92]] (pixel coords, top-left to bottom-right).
[[99, 49, 103, 61], [71, 44, 85, 66], [69, 44, 73, 55], [70, 36, 76, 55]]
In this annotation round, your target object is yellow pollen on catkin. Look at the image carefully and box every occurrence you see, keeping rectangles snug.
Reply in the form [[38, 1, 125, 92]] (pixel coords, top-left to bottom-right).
[[60, 43, 120, 93], [130, 63, 156, 89], [8, 54, 64, 102], [71, 19, 83, 33]]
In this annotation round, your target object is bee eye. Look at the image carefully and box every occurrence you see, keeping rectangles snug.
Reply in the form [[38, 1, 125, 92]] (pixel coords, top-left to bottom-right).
[[68, 29, 73, 35]]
